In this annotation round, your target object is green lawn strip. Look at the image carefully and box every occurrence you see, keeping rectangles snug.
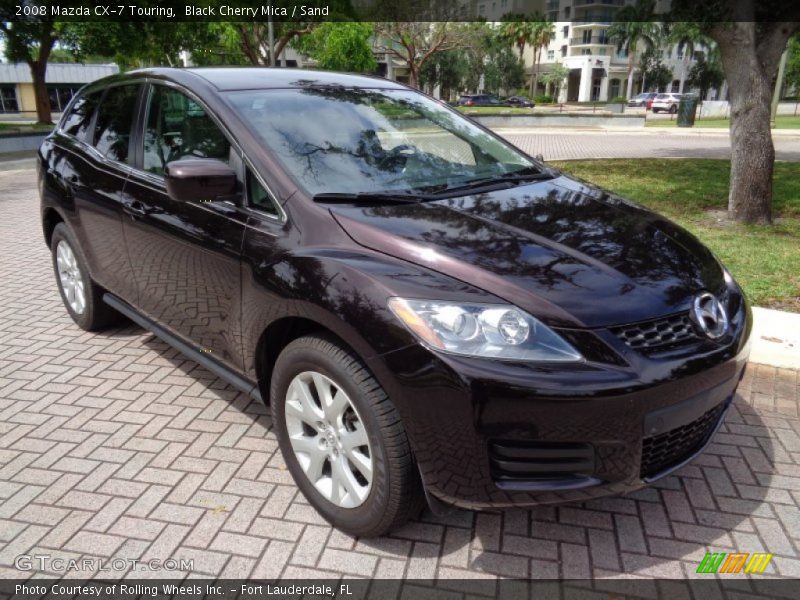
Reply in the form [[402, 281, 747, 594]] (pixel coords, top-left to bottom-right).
[[0, 122, 54, 133], [550, 158, 800, 311], [645, 115, 800, 129]]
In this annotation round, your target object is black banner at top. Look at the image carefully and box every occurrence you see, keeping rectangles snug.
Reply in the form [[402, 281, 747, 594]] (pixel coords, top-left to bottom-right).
[[1, 0, 800, 23]]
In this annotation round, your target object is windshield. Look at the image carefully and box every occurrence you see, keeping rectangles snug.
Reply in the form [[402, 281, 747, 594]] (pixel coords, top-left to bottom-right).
[[226, 87, 535, 196]]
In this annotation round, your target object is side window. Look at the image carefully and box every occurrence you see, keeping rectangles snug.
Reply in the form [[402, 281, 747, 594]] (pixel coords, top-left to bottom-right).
[[92, 85, 140, 163], [247, 168, 279, 218], [61, 91, 101, 141], [143, 86, 231, 176]]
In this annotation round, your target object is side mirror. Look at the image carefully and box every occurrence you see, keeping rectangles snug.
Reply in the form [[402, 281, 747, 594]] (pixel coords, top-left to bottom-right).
[[164, 159, 237, 203]]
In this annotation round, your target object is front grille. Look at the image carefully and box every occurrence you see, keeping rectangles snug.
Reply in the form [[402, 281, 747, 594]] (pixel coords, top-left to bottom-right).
[[610, 312, 700, 353], [490, 440, 594, 480], [640, 402, 727, 479]]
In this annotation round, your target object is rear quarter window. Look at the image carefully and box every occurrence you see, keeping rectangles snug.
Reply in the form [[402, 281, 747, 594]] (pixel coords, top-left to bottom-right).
[[60, 91, 101, 141]]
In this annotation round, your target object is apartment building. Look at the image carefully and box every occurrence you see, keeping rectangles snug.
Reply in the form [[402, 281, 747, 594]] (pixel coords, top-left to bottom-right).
[[473, 0, 702, 102]]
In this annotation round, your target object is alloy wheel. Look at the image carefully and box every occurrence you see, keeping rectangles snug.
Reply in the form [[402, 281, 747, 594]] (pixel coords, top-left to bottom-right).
[[284, 371, 373, 508], [56, 240, 86, 315]]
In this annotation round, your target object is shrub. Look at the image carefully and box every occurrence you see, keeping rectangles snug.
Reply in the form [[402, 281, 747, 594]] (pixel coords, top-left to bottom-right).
[[534, 94, 554, 104], [610, 96, 628, 104]]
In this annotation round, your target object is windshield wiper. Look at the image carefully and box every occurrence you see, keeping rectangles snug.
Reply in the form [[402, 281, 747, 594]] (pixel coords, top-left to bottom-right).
[[434, 170, 555, 196], [313, 191, 434, 205]]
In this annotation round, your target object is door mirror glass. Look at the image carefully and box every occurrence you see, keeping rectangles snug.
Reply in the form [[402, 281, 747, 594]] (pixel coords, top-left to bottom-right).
[[164, 159, 237, 203]]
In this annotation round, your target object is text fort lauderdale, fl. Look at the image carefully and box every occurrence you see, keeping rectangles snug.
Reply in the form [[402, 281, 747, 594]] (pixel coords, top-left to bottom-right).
[[17, 584, 353, 597]]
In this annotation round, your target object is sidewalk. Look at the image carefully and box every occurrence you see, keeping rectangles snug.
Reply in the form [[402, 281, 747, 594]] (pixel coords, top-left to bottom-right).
[[751, 307, 800, 370]]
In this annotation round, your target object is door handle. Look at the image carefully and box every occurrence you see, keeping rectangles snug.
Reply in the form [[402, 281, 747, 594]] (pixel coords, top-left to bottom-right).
[[124, 200, 156, 218]]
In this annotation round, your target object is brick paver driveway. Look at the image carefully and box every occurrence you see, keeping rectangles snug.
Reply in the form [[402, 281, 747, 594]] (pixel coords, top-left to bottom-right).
[[1, 167, 799, 581]]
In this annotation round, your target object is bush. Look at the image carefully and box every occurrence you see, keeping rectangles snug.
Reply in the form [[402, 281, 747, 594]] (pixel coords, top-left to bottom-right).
[[534, 94, 554, 104], [514, 89, 531, 98], [610, 96, 628, 104]]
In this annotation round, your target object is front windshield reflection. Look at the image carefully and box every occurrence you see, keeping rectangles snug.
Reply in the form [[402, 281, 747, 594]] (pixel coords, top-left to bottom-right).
[[226, 87, 535, 196]]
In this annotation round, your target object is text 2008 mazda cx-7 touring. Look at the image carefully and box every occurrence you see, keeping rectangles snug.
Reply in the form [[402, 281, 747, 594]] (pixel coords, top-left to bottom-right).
[[39, 68, 751, 536]]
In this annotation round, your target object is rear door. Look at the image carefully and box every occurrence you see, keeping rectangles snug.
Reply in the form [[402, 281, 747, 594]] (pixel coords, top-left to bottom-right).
[[122, 83, 249, 369], [53, 84, 143, 303]]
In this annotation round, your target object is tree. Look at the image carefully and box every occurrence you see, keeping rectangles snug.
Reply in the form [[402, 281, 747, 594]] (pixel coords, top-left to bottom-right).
[[0, 6, 62, 124], [667, 21, 714, 94], [608, 0, 661, 99], [786, 35, 800, 96], [638, 47, 673, 92], [419, 48, 469, 99], [373, 22, 479, 89], [483, 33, 527, 95], [295, 22, 377, 73], [687, 52, 724, 100], [499, 15, 534, 61], [672, 1, 800, 223], [540, 63, 570, 100], [529, 19, 556, 96]]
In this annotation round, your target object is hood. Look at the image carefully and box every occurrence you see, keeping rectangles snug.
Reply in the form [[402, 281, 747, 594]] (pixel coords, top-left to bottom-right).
[[329, 175, 724, 329]]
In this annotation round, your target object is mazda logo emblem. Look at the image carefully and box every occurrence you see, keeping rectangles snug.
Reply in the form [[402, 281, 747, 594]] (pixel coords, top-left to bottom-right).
[[691, 292, 729, 339]]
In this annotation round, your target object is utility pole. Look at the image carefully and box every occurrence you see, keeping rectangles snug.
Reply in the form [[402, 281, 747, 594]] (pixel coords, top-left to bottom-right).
[[771, 48, 788, 128], [268, 16, 276, 67]]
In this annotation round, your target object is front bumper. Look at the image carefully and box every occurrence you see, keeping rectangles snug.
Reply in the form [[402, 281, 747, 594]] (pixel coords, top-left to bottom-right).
[[373, 308, 751, 510]]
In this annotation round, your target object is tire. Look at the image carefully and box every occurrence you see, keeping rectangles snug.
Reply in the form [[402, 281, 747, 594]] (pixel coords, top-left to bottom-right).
[[652, 108, 660, 113], [50, 223, 122, 331], [271, 334, 424, 537], [669, 104, 678, 114]]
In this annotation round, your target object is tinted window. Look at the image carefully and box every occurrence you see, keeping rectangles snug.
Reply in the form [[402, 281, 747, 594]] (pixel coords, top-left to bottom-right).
[[143, 85, 231, 176], [93, 85, 139, 163], [61, 92, 101, 140], [227, 88, 533, 196], [247, 168, 278, 217]]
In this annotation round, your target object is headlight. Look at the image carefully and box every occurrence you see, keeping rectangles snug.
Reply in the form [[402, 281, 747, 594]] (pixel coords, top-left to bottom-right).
[[387, 298, 582, 362]]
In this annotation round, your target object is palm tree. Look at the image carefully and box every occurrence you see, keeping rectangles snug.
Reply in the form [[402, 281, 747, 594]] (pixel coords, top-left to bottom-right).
[[499, 15, 535, 62], [666, 22, 715, 95], [607, 0, 661, 99], [529, 20, 556, 96]]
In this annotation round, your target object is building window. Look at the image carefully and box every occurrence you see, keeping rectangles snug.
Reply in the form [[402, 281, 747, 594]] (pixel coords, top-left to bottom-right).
[[547, 50, 555, 61], [581, 49, 592, 55], [564, 6, 570, 18], [47, 85, 81, 113], [0, 86, 19, 113], [561, 45, 568, 58], [501, 0, 508, 6], [671, 80, 681, 93], [478, 4, 485, 16], [563, 25, 569, 38], [609, 79, 621, 98]]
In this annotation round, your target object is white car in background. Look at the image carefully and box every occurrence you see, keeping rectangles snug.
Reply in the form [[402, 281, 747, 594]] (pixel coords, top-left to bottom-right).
[[651, 93, 683, 114]]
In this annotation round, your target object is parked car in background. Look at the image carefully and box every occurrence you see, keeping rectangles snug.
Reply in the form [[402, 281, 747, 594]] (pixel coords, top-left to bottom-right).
[[627, 92, 658, 108], [506, 96, 535, 108], [651, 93, 683, 114], [458, 94, 504, 107], [40, 68, 750, 537]]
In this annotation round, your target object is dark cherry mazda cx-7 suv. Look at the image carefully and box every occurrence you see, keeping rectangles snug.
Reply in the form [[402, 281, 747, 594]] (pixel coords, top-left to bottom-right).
[[39, 68, 751, 537]]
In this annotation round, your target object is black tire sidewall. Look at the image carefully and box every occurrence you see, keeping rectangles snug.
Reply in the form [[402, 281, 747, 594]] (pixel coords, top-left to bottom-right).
[[271, 340, 398, 536], [51, 223, 95, 330]]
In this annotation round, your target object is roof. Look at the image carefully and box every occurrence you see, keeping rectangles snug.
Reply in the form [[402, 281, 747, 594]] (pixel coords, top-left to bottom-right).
[[0, 62, 119, 84], [129, 67, 406, 91]]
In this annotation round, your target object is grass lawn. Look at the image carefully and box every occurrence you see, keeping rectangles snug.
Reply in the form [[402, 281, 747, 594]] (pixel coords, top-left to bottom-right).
[[457, 106, 537, 115], [646, 115, 800, 129], [0, 122, 54, 133], [550, 159, 800, 311]]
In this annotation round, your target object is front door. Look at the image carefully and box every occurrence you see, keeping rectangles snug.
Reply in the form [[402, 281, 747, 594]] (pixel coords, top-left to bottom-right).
[[122, 84, 248, 369]]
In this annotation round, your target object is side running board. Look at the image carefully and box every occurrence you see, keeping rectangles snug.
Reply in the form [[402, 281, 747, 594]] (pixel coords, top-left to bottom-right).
[[103, 293, 263, 403]]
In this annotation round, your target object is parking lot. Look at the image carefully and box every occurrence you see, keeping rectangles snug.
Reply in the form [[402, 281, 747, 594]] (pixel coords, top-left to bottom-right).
[[1, 166, 799, 584]]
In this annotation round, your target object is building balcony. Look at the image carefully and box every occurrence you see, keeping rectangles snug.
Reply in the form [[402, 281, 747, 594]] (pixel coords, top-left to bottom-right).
[[570, 36, 613, 46], [571, 22, 612, 29], [572, 0, 624, 8]]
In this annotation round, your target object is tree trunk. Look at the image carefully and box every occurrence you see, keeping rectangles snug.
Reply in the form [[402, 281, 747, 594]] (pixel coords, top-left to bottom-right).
[[530, 48, 541, 97], [626, 53, 635, 99], [29, 60, 52, 125], [713, 22, 792, 224], [408, 63, 419, 89]]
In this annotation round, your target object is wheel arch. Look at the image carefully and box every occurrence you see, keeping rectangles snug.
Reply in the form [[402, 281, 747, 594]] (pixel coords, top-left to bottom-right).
[[42, 206, 65, 247]]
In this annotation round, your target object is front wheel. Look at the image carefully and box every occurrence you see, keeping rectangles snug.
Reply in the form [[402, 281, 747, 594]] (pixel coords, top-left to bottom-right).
[[271, 334, 424, 537]]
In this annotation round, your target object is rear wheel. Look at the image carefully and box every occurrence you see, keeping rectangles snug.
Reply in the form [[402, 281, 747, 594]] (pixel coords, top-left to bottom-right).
[[271, 334, 424, 537], [669, 104, 678, 114], [50, 223, 121, 331]]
